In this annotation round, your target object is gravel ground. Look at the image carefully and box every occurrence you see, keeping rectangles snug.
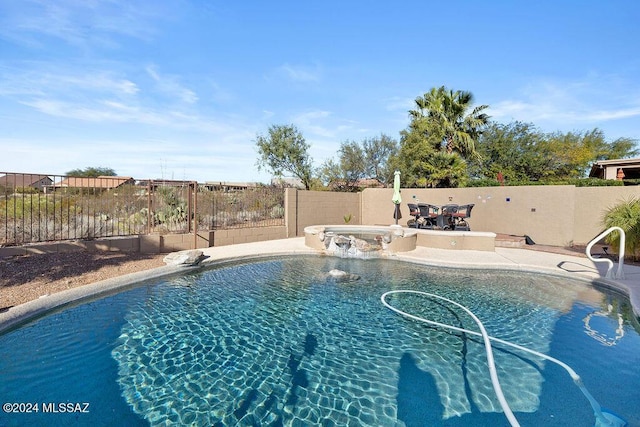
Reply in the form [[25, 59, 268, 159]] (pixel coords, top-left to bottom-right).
[[0, 251, 166, 311]]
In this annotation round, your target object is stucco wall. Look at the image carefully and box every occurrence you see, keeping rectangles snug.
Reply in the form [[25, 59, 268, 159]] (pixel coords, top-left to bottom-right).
[[573, 187, 640, 244], [361, 185, 639, 247], [287, 189, 361, 236], [0, 226, 288, 257]]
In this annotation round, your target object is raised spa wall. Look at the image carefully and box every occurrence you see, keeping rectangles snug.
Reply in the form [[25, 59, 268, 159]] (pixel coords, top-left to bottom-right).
[[415, 229, 496, 251], [304, 225, 496, 253]]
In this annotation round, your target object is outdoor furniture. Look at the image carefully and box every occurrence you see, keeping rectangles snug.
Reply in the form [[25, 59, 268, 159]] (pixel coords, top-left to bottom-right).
[[418, 203, 438, 228], [438, 204, 459, 230], [409, 202, 475, 231], [407, 203, 438, 229], [407, 203, 420, 228], [451, 204, 474, 230]]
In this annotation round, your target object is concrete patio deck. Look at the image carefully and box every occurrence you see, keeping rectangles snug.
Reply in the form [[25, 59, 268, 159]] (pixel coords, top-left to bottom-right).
[[1, 237, 639, 334]]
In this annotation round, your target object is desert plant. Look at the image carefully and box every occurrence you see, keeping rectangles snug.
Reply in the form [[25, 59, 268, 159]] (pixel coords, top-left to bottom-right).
[[213, 211, 233, 228], [270, 205, 285, 219], [602, 197, 640, 260]]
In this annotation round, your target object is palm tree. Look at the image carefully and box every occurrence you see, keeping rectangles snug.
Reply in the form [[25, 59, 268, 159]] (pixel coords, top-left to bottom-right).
[[603, 198, 640, 260], [409, 86, 490, 159], [423, 152, 468, 188]]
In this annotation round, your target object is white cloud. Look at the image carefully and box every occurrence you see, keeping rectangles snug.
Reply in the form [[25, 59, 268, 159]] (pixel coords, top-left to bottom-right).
[[488, 74, 640, 128], [0, 65, 139, 98], [146, 65, 198, 104], [291, 110, 338, 138], [294, 110, 332, 122], [273, 63, 322, 83], [1, 63, 217, 129], [385, 96, 414, 112], [583, 107, 640, 121], [0, 0, 166, 48]]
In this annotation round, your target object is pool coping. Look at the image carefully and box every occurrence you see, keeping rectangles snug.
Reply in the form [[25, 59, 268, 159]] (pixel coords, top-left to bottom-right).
[[1, 237, 639, 334]]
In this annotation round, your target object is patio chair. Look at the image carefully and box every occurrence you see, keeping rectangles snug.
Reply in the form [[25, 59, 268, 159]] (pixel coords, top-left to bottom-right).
[[418, 203, 438, 229], [438, 204, 459, 230], [407, 203, 438, 229], [451, 204, 474, 230]]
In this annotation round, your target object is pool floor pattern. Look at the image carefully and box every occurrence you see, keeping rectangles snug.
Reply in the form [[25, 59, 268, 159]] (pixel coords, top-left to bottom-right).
[[1, 256, 638, 426], [111, 257, 616, 426]]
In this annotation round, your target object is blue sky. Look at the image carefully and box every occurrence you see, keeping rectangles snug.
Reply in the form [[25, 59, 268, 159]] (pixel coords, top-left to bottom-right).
[[1, 1, 639, 183]]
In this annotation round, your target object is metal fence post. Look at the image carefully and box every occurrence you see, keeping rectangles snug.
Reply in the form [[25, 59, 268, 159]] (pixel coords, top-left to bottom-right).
[[193, 182, 198, 250], [147, 180, 152, 235]]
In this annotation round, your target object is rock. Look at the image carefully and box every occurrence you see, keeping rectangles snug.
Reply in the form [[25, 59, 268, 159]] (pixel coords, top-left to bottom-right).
[[348, 235, 373, 251], [163, 250, 205, 267], [328, 269, 347, 277], [327, 269, 360, 281], [333, 235, 351, 246]]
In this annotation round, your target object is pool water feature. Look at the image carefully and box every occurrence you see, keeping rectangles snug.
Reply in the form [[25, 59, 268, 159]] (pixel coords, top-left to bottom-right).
[[0, 256, 639, 426], [305, 225, 417, 257]]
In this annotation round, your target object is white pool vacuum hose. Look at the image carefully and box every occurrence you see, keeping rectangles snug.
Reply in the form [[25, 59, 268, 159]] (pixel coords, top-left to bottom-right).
[[380, 290, 627, 427]]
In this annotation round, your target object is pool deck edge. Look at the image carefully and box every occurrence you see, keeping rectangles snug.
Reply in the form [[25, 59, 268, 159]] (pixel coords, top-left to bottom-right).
[[2, 237, 639, 333]]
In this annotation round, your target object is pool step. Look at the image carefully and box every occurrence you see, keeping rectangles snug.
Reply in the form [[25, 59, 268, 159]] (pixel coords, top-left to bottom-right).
[[495, 234, 526, 248]]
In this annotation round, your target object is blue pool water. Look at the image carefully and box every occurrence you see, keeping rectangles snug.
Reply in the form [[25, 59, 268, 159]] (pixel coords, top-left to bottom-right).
[[0, 256, 639, 426]]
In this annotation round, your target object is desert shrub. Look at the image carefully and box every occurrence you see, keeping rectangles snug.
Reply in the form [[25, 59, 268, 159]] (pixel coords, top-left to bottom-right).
[[602, 197, 640, 260], [0, 194, 77, 220], [15, 186, 40, 194], [464, 178, 501, 187], [236, 210, 263, 223], [464, 177, 624, 187], [213, 211, 234, 228], [569, 178, 624, 187], [270, 205, 285, 219]]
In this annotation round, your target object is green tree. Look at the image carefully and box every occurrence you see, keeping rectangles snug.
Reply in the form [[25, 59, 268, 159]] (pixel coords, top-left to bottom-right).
[[398, 86, 488, 187], [319, 141, 365, 192], [543, 129, 638, 178], [255, 124, 314, 190], [473, 123, 639, 183], [362, 134, 399, 184], [395, 120, 439, 187], [603, 198, 640, 260], [319, 134, 399, 191], [66, 166, 117, 177], [421, 152, 468, 188], [471, 122, 549, 181], [409, 86, 490, 158]]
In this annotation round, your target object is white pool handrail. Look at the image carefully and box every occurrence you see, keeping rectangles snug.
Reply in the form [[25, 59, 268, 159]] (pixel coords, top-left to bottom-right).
[[586, 227, 625, 279]]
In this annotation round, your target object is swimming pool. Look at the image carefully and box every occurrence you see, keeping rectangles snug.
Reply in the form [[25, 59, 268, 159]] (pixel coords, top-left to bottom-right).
[[1, 256, 638, 426]]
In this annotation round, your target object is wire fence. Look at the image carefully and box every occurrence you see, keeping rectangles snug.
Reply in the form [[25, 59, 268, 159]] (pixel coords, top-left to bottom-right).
[[0, 172, 285, 247]]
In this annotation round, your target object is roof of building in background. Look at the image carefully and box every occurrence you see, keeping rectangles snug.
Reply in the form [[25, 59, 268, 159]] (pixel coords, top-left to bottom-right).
[[0, 173, 52, 187], [589, 157, 640, 180]]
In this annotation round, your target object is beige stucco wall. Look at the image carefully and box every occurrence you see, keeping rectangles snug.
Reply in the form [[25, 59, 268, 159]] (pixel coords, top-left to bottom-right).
[[287, 189, 361, 236], [573, 186, 640, 244], [0, 226, 288, 257], [138, 227, 288, 252], [209, 226, 287, 247], [361, 185, 639, 247]]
